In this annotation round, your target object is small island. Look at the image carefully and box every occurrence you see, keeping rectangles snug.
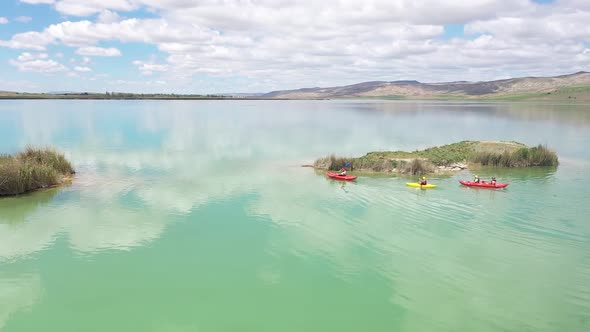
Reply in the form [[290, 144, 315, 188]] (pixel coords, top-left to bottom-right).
[[313, 141, 558, 175], [0, 147, 75, 196]]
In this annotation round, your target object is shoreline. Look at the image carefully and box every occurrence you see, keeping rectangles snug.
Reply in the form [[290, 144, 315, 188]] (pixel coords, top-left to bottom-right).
[[0, 95, 296, 101], [1, 96, 589, 103], [0, 175, 73, 197], [1, 94, 589, 103]]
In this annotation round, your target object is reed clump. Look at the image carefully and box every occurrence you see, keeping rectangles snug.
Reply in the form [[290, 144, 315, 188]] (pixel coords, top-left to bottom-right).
[[314, 154, 401, 172], [399, 158, 435, 175], [314, 154, 354, 171], [0, 146, 74, 196], [470, 144, 558, 167], [354, 158, 398, 172]]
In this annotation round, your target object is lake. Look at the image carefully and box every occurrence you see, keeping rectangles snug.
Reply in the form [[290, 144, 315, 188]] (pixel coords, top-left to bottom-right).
[[1, 100, 589, 332]]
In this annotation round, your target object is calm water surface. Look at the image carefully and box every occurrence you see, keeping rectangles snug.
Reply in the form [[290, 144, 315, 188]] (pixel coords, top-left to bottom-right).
[[1, 100, 589, 331]]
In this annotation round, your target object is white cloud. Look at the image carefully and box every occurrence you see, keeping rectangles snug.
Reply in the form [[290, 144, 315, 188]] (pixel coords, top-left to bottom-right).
[[15, 16, 33, 23], [19, 0, 55, 3], [97, 9, 122, 23], [132, 60, 169, 75], [4, 0, 590, 91], [20, 0, 529, 22], [466, 11, 590, 42], [54, 0, 136, 16], [0, 31, 53, 50], [109, 79, 167, 85], [74, 65, 92, 72], [9, 52, 68, 73], [76, 46, 121, 56], [16, 52, 48, 61], [0, 17, 8, 24], [0, 18, 216, 50]]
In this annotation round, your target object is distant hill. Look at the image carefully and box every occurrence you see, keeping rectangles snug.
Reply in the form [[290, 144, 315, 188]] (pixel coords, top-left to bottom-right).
[[262, 71, 590, 101]]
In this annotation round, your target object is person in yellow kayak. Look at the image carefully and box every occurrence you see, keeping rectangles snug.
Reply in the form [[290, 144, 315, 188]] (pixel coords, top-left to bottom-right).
[[419, 176, 428, 185], [473, 175, 480, 183]]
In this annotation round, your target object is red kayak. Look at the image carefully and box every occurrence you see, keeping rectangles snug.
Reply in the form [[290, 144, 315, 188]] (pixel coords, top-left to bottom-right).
[[459, 180, 508, 188], [327, 172, 357, 181]]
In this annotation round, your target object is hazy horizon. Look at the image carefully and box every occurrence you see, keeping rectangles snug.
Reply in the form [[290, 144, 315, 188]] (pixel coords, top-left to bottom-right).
[[1, 70, 587, 95]]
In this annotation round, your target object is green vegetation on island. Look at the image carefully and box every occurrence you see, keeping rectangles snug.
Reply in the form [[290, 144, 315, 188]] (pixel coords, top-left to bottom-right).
[[314, 141, 558, 175], [0, 147, 75, 196]]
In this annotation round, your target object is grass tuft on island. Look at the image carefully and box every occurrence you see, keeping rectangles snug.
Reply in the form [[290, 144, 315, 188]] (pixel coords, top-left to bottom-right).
[[314, 141, 558, 175], [0, 146, 75, 196]]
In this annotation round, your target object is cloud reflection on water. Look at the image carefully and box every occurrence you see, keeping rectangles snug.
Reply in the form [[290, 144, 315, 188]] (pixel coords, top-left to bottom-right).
[[0, 273, 41, 330], [1, 100, 589, 331]]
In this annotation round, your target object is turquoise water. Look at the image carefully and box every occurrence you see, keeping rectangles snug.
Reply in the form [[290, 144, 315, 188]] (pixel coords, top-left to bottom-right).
[[1, 100, 589, 331]]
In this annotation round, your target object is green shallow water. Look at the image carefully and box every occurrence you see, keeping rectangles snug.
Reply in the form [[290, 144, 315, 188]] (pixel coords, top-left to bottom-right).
[[1, 100, 589, 331]]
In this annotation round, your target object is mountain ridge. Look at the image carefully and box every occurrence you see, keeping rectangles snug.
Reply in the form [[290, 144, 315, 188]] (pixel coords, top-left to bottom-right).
[[262, 71, 590, 100]]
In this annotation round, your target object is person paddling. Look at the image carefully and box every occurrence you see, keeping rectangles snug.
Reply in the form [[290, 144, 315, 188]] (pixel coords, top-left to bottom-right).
[[420, 176, 428, 185], [473, 175, 480, 183], [490, 177, 497, 185], [338, 167, 346, 176], [338, 167, 347, 176], [338, 162, 351, 176]]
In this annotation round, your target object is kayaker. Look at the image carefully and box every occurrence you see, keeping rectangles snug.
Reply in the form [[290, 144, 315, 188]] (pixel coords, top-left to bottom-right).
[[419, 176, 427, 185], [491, 177, 497, 185], [338, 167, 347, 176], [473, 175, 480, 183]]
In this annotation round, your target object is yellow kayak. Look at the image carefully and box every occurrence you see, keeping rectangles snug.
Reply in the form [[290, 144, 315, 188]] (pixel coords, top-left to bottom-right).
[[406, 182, 437, 188]]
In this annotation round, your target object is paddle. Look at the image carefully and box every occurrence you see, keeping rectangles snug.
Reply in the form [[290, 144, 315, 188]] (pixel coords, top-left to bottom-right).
[[339, 161, 351, 176]]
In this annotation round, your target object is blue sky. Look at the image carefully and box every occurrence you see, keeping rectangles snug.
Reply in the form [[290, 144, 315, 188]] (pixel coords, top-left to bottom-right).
[[0, 0, 588, 93]]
